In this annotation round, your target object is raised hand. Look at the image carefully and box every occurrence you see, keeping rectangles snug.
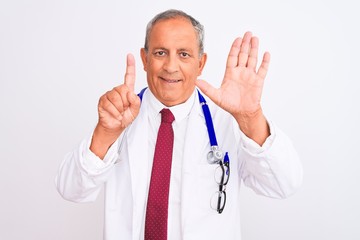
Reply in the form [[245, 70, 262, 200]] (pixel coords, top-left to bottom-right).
[[90, 54, 141, 159], [196, 31, 270, 116], [196, 32, 270, 145]]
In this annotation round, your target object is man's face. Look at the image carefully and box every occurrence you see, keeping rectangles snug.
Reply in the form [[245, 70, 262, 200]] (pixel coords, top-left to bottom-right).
[[140, 17, 207, 107]]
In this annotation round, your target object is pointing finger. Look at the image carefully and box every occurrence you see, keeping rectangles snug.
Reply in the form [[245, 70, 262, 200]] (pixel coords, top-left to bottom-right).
[[124, 53, 136, 92]]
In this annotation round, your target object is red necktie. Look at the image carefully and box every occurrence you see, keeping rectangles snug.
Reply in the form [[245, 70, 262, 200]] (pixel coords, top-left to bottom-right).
[[145, 108, 175, 240]]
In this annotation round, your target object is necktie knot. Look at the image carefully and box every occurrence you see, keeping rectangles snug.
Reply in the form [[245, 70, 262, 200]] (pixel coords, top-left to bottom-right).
[[161, 108, 175, 124]]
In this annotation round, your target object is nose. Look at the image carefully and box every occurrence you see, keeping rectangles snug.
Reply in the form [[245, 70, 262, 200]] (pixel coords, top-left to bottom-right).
[[163, 54, 179, 73]]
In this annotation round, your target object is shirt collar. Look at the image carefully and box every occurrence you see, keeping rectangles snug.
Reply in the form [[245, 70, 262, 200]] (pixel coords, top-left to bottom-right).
[[148, 89, 196, 123]]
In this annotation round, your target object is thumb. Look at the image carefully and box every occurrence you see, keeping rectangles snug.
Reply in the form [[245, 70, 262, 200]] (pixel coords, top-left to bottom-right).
[[127, 91, 141, 115], [195, 79, 220, 105]]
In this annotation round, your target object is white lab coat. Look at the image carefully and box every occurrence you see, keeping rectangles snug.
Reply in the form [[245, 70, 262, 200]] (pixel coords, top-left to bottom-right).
[[56, 89, 303, 240]]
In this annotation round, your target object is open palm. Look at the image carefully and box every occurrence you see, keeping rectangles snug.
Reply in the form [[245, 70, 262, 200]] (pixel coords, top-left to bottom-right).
[[196, 32, 270, 116]]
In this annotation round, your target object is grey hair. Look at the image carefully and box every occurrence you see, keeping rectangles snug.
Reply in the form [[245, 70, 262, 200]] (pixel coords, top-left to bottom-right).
[[144, 9, 205, 56]]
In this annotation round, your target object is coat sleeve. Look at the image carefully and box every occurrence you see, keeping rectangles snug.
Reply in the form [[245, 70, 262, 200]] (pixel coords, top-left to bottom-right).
[[237, 119, 303, 199], [55, 132, 123, 203]]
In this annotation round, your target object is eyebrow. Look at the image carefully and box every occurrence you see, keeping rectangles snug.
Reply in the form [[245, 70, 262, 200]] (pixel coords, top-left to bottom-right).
[[178, 48, 193, 53], [152, 47, 193, 53]]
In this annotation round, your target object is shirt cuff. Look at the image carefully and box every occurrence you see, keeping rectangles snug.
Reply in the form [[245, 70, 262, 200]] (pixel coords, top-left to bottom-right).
[[80, 133, 122, 174], [238, 119, 276, 155]]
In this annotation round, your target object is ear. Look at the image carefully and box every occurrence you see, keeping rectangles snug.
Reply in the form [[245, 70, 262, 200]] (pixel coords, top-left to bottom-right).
[[197, 53, 207, 76], [140, 48, 148, 71]]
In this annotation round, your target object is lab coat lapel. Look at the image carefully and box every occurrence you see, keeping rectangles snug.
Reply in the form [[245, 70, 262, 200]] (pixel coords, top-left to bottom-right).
[[181, 99, 208, 230], [127, 93, 149, 239]]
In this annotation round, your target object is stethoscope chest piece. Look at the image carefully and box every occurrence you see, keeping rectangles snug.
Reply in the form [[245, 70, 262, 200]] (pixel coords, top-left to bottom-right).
[[207, 146, 223, 164]]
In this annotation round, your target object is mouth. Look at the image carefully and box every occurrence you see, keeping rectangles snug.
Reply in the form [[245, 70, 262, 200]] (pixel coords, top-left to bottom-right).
[[160, 77, 182, 83]]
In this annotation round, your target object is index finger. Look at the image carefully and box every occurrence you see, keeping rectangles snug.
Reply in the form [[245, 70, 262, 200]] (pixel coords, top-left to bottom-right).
[[124, 53, 136, 92]]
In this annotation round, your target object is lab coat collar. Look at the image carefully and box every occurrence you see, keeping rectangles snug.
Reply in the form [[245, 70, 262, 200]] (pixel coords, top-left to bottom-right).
[[147, 88, 197, 124]]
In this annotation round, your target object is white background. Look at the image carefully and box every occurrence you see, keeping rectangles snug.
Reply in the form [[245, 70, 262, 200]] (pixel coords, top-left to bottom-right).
[[1, 0, 359, 239]]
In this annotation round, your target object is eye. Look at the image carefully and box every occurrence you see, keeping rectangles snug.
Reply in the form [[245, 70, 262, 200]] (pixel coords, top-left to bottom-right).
[[154, 50, 166, 56], [179, 52, 190, 58]]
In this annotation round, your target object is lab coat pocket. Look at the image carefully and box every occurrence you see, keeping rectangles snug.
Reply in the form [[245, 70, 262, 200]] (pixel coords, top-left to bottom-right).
[[194, 163, 219, 212]]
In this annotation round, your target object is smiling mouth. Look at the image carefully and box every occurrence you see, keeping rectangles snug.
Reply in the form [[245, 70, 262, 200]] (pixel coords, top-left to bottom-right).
[[160, 77, 181, 83]]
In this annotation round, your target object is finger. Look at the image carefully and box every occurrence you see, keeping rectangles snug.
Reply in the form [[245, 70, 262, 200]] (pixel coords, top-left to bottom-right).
[[114, 85, 130, 110], [247, 36, 259, 71], [226, 37, 242, 68], [99, 107, 123, 124], [257, 52, 271, 80], [124, 53, 136, 92], [105, 89, 125, 113], [99, 94, 123, 120], [118, 92, 140, 126], [195, 79, 221, 106], [127, 91, 141, 117], [238, 31, 252, 67]]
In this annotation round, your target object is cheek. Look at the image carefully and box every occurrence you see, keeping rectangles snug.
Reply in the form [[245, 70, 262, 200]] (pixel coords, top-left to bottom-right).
[[148, 61, 163, 74], [184, 65, 201, 79]]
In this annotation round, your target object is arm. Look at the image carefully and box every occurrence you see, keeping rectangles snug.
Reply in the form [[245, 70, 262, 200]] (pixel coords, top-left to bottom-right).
[[55, 134, 122, 202], [237, 120, 303, 199], [196, 32, 302, 197], [55, 54, 140, 202]]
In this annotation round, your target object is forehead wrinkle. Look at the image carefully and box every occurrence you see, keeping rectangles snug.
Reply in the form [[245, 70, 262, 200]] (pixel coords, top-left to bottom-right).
[[148, 18, 199, 52]]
